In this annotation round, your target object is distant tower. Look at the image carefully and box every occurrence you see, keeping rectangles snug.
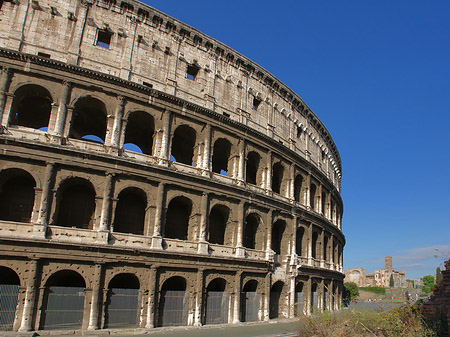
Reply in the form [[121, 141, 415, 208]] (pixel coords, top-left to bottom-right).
[[385, 256, 393, 272]]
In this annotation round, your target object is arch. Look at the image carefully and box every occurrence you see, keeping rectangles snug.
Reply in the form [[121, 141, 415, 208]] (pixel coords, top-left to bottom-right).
[[296, 227, 305, 256], [310, 183, 317, 210], [0, 267, 20, 331], [271, 219, 286, 255], [113, 188, 146, 235], [294, 174, 303, 202], [271, 162, 284, 194], [243, 213, 260, 250], [55, 178, 95, 230], [0, 169, 36, 223], [123, 111, 155, 154], [10, 84, 52, 130], [205, 278, 229, 325], [294, 282, 304, 316], [158, 276, 188, 327], [41, 270, 86, 330], [105, 273, 140, 328], [171, 125, 196, 165], [241, 280, 258, 322], [245, 151, 260, 185], [269, 281, 284, 319], [212, 138, 231, 175], [69, 96, 107, 143], [208, 204, 229, 245], [164, 196, 192, 240], [312, 232, 318, 259]]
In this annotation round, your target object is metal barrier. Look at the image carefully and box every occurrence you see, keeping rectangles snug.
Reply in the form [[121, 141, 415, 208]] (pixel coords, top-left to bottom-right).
[[41, 286, 85, 330], [205, 291, 229, 324], [241, 292, 258, 322], [294, 291, 304, 316], [158, 290, 189, 327], [0, 284, 19, 331], [105, 288, 139, 328]]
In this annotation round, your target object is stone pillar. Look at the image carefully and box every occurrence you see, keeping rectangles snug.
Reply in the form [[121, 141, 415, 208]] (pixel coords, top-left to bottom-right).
[[320, 279, 325, 312], [235, 201, 245, 257], [35, 162, 56, 237], [159, 110, 171, 165], [320, 230, 325, 268], [266, 151, 272, 192], [108, 96, 126, 150], [0, 67, 13, 127], [305, 277, 311, 315], [51, 81, 72, 139], [118, 118, 128, 151], [237, 138, 245, 185], [263, 273, 271, 321], [288, 275, 296, 318], [88, 264, 103, 330], [151, 183, 165, 249], [198, 192, 209, 254], [153, 128, 163, 159], [194, 268, 204, 326], [305, 174, 311, 208], [202, 125, 211, 174], [318, 184, 323, 215], [233, 271, 242, 323], [290, 216, 298, 261], [289, 163, 295, 200], [99, 173, 114, 233], [265, 209, 273, 259], [308, 224, 313, 265], [146, 266, 158, 328], [19, 259, 39, 332]]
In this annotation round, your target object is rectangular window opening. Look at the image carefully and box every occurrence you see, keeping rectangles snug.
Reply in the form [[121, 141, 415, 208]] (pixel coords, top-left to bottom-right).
[[186, 64, 199, 80], [37, 52, 51, 58], [96, 29, 112, 49], [252, 97, 261, 111]]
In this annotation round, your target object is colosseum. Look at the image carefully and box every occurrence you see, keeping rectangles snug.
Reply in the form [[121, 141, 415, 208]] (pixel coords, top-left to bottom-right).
[[0, 0, 344, 332]]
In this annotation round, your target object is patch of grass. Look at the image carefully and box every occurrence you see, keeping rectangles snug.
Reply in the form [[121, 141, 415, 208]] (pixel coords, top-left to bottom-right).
[[297, 303, 437, 337]]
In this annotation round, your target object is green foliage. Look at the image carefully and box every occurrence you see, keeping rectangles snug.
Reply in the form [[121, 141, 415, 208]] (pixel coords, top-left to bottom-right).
[[344, 282, 359, 300], [359, 286, 386, 295], [422, 275, 436, 294], [435, 267, 443, 284], [390, 274, 395, 287]]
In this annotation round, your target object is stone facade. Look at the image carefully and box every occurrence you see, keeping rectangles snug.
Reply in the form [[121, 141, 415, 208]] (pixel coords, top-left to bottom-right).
[[0, 0, 344, 333]]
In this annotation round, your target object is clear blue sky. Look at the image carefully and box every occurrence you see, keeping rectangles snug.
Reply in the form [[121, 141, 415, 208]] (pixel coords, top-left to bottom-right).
[[144, 0, 450, 279]]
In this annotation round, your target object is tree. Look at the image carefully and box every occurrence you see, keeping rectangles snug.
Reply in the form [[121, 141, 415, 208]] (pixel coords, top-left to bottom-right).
[[344, 282, 359, 300], [436, 267, 443, 284], [389, 274, 395, 288], [422, 275, 436, 294]]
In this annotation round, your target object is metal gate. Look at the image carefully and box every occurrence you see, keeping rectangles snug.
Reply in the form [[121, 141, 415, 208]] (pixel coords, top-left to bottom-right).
[[41, 286, 85, 330], [158, 290, 189, 327], [105, 288, 139, 328], [241, 292, 258, 322], [311, 291, 318, 313], [294, 291, 303, 316], [0, 284, 19, 331], [205, 291, 229, 324]]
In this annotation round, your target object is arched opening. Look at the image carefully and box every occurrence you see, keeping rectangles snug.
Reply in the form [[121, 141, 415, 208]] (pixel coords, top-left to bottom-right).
[[69, 97, 107, 143], [158, 277, 188, 327], [123, 111, 155, 154], [10, 84, 52, 131], [113, 188, 146, 235], [310, 183, 317, 210], [164, 197, 191, 240], [294, 282, 304, 317], [0, 169, 36, 223], [271, 162, 284, 194], [269, 281, 284, 319], [243, 213, 259, 250], [205, 278, 229, 325], [170, 125, 196, 165], [311, 282, 318, 313], [245, 151, 260, 185], [294, 174, 303, 202], [208, 205, 229, 245], [0, 267, 20, 331], [41, 270, 86, 330], [241, 280, 258, 322], [212, 138, 231, 176], [296, 227, 305, 256], [271, 220, 286, 255], [55, 178, 95, 230], [323, 236, 329, 261], [312, 232, 318, 259], [105, 273, 140, 328]]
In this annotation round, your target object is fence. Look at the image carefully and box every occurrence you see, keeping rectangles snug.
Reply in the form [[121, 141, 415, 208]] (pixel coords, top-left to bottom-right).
[[205, 291, 229, 324], [0, 284, 19, 331]]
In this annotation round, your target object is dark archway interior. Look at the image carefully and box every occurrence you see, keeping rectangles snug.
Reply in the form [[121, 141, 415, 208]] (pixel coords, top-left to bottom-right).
[[109, 273, 140, 289], [124, 111, 155, 154], [46, 270, 86, 288], [171, 125, 196, 165], [0, 267, 20, 285], [246, 151, 260, 185], [243, 214, 259, 249], [271, 220, 286, 255], [162, 276, 186, 291], [164, 197, 191, 240], [294, 174, 303, 202], [70, 97, 107, 143], [113, 188, 146, 235], [296, 227, 305, 256], [208, 205, 229, 245], [212, 138, 231, 175], [207, 278, 226, 292], [271, 162, 283, 194], [0, 172, 35, 223]]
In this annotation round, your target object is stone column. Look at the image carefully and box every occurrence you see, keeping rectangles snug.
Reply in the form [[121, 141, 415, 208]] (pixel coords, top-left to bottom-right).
[[153, 128, 163, 159], [159, 110, 171, 165], [118, 118, 128, 151], [202, 124, 211, 175], [305, 174, 311, 208], [288, 275, 296, 318], [235, 201, 245, 257], [99, 173, 114, 233], [35, 162, 56, 237], [198, 192, 209, 254], [318, 184, 323, 215], [289, 163, 295, 200], [319, 230, 325, 268], [51, 81, 72, 140], [151, 183, 165, 249], [194, 268, 204, 326], [108, 96, 126, 150], [19, 259, 39, 332], [265, 151, 272, 192], [88, 264, 103, 330], [306, 277, 311, 315], [308, 224, 313, 265], [233, 271, 242, 323], [237, 138, 245, 185], [290, 216, 298, 262], [0, 67, 13, 127], [263, 273, 271, 321], [146, 266, 158, 328], [265, 209, 273, 259]]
